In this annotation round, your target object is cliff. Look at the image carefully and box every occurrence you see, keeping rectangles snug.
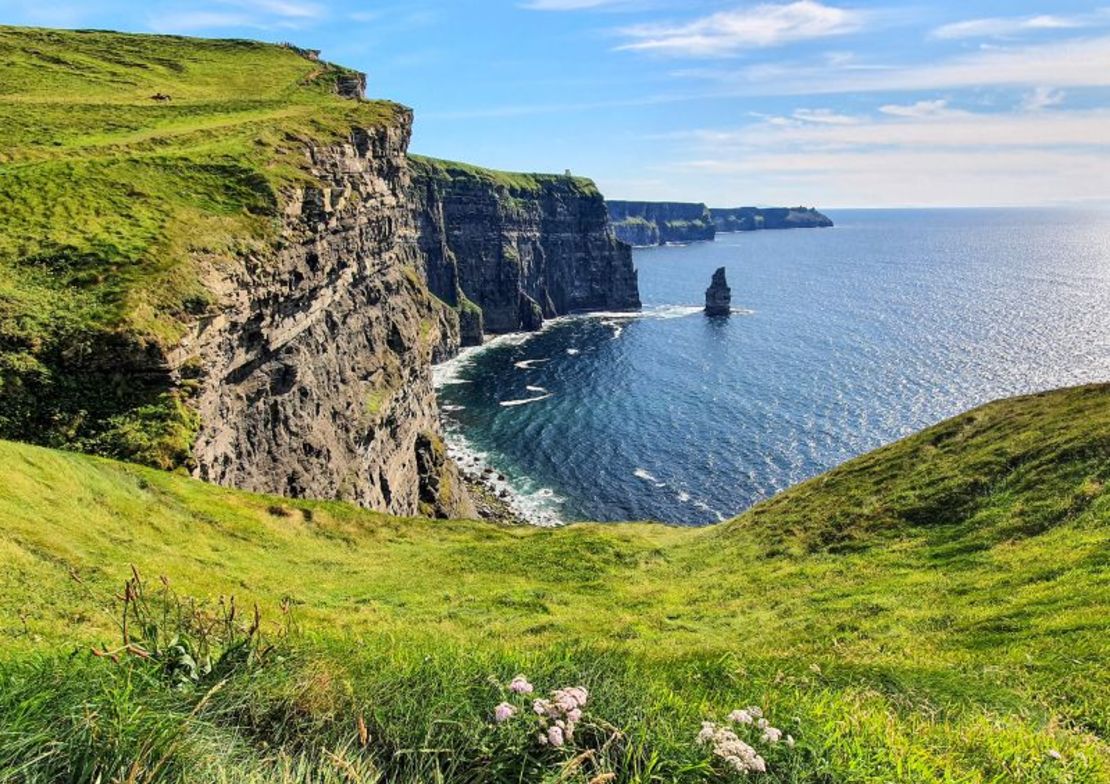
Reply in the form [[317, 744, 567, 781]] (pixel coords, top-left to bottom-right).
[[0, 27, 483, 517], [0, 26, 643, 518], [181, 117, 474, 519], [712, 206, 833, 232], [607, 201, 833, 246], [410, 157, 640, 342], [607, 201, 716, 246]]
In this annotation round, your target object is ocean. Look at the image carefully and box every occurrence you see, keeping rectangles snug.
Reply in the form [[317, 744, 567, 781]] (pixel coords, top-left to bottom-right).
[[435, 208, 1110, 525]]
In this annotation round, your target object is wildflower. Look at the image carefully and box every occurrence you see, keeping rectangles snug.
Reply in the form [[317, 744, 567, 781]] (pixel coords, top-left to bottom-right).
[[509, 676, 534, 694], [756, 718, 769, 729], [547, 725, 565, 747], [567, 707, 583, 723], [728, 709, 754, 725], [1046, 749, 1063, 761], [762, 726, 783, 744], [494, 702, 517, 723], [786, 735, 796, 748], [696, 722, 767, 775], [533, 698, 552, 715]]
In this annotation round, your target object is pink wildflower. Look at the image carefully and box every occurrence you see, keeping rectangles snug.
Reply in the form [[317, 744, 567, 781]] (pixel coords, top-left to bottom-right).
[[509, 676, 534, 694], [547, 725, 565, 747], [493, 702, 517, 723]]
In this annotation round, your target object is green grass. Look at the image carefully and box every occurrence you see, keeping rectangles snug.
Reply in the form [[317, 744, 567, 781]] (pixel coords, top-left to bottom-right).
[[410, 154, 602, 198], [1, 384, 1107, 782], [0, 26, 398, 464]]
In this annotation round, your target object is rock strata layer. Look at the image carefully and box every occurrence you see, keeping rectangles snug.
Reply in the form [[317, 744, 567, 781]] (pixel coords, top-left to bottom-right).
[[705, 267, 731, 317], [179, 113, 475, 519], [607, 201, 716, 246], [410, 158, 641, 344]]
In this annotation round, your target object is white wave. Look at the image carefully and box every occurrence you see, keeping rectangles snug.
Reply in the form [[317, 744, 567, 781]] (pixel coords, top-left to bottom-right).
[[514, 358, 551, 370], [500, 393, 553, 407], [566, 348, 580, 356], [633, 468, 658, 483], [525, 385, 548, 393], [442, 404, 466, 412], [441, 426, 565, 527], [677, 491, 691, 503], [693, 500, 726, 522]]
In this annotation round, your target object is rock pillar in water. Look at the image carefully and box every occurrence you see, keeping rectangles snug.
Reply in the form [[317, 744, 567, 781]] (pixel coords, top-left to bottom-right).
[[705, 267, 731, 316]]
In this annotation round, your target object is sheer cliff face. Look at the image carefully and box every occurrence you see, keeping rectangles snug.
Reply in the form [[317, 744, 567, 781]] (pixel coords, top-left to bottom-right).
[[712, 207, 833, 232], [410, 159, 641, 341], [177, 114, 474, 519], [607, 201, 716, 247]]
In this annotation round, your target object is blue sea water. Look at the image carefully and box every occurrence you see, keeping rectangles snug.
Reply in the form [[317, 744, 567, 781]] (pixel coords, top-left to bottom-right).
[[435, 209, 1110, 525]]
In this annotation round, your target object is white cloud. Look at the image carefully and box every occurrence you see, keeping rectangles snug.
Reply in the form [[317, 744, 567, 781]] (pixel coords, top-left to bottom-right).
[[670, 148, 1110, 207], [1021, 87, 1066, 112], [677, 107, 1110, 149], [879, 99, 958, 118], [653, 105, 1110, 206], [932, 13, 1092, 40], [789, 108, 860, 124], [615, 1, 864, 57], [679, 34, 1110, 94]]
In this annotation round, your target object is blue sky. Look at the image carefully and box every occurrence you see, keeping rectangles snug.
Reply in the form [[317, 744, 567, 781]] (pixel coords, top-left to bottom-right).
[[4, 1, 1110, 207]]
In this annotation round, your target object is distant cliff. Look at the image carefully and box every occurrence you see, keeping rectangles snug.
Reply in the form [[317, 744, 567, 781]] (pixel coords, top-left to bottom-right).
[[607, 201, 832, 246], [607, 201, 716, 246], [712, 206, 833, 232], [411, 157, 640, 345]]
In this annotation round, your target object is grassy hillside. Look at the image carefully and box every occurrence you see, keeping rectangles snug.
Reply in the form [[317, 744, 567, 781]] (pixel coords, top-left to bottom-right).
[[0, 26, 397, 467], [1, 384, 1107, 782]]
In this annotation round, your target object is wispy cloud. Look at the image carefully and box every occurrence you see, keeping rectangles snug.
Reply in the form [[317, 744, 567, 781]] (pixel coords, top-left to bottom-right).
[[1021, 86, 1066, 112], [614, 1, 864, 57], [678, 34, 1110, 94], [148, 0, 324, 33], [878, 99, 959, 118], [932, 12, 1098, 40], [661, 105, 1110, 206], [679, 107, 1110, 149]]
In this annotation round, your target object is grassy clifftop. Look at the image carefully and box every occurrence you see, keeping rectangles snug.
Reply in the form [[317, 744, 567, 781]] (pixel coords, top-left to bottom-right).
[[0, 26, 398, 467], [410, 154, 602, 198], [1, 384, 1107, 781]]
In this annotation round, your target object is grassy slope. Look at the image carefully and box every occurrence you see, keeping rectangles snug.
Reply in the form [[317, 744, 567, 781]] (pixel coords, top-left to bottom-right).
[[1, 385, 1107, 782], [0, 26, 396, 465]]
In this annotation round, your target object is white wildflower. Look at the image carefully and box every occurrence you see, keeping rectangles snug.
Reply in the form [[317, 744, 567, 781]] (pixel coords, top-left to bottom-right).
[[762, 726, 783, 744], [533, 698, 552, 715], [696, 722, 767, 775], [786, 734, 796, 748], [1046, 749, 1063, 761], [728, 709, 754, 725]]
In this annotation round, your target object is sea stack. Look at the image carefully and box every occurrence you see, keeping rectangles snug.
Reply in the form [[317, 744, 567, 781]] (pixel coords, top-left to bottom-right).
[[705, 267, 731, 316]]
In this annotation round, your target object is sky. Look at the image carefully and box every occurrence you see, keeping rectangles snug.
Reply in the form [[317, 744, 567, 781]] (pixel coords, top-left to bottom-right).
[[4, 1, 1110, 208]]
